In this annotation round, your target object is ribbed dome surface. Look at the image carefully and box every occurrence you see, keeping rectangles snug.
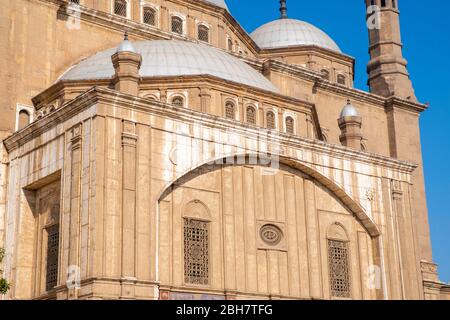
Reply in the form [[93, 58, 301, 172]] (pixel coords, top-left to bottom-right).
[[59, 40, 279, 93], [251, 19, 341, 53]]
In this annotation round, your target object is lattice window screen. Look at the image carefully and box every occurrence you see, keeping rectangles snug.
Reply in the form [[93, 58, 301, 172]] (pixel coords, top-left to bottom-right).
[[328, 240, 351, 298], [286, 116, 294, 134], [321, 69, 330, 80], [228, 39, 233, 51], [337, 75, 346, 85], [46, 225, 60, 292], [114, 0, 127, 17], [198, 25, 209, 43], [225, 102, 235, 120], [266, 111, 276, 130], [143, 7, 156, 26], [246, 106, 256, 125], [171, 96, 184, 107], [184, 219, 209, 285], [171, 16, 183, 34]]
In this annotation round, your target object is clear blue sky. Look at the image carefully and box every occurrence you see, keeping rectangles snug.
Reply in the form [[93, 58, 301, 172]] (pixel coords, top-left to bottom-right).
[[227, 0, 450, 283]]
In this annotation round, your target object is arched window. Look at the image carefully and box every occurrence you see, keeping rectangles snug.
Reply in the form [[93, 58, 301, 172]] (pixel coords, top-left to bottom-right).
[[266, 111, 276, 130], [171, 16, 183, 35], [114, 0, 127, 17], [18, 110, 30, 130], [45, 224, 60, 291], [198, 25, 209, 43], [327, 223, 351, 299], [321, 69, 330, 80], [184, 218, 209, 285], [285, 116, 294, 135], [143, 6, 156, 26], [228, 38, 233, 51], [246, 106, 256, 125], [171, 96, 184, 107], [225, 102, 235, 120], [337, 74, 346, 85]]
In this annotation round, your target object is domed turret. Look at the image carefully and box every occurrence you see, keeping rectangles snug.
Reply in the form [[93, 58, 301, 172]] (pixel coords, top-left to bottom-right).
[[117, 31, 136, 53], [340, 99, 360, 118], [338, 100, 363, 151]]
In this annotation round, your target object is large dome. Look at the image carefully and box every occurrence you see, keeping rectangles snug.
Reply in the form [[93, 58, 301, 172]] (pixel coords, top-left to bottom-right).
[[203, 0, 229, 11], [250, 19, 341, 53], [60, 40, 278, 93]]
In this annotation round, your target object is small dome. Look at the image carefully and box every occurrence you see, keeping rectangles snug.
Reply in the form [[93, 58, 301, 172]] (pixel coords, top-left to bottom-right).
[[250, 19, 341, 53], [340, 100, 360, 118], [59, 40, 278, 93], [117, 32, 136, 53], [117, 39, 136, 53], [203, 0, 229, 11]]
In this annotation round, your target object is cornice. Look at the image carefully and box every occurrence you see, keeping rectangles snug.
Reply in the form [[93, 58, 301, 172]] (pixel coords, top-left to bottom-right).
[[265, 59, 428, 113], [4, 87, 417, 175], [260, 45, 355, 66]]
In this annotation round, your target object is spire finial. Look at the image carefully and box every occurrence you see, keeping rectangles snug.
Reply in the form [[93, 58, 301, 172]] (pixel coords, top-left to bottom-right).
[[280, 0, 288, 19], [124, 30, 129, 41]]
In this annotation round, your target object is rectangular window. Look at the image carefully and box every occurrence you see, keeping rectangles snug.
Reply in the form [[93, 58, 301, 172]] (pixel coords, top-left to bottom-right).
[[46, 225, 60, 292], [328, 240, 351, 298], [184, 219, 209, 286]]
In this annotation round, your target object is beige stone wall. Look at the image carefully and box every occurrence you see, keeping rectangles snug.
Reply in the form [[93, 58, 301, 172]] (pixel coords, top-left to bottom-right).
[[0, 0, 437, 300], [2, 88, 425, 299], [159, 163, 377, 299]]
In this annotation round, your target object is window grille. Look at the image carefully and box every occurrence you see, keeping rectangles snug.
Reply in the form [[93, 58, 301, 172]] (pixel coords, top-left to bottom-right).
[[266, 111, 276, 130], [171, 96, 184, 107], [228, 39, 233, 51], [321, 69, 330, 80], [143, 7, 156, 26], [246, 106, 256, 125], [337, 74, 346, 85], [225, 102, 235, 120], [286, 116, 294, 134], [171, 16, 183, 34], [328, 240, 351, 298], [184, 219, 209, 285], [114, 0, 127, 17], [198, 25, 209, 43], [46, 225, 60, 292]]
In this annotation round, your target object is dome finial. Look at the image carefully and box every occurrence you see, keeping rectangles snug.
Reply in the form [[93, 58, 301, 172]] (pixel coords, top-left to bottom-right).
[[280, 0, 288, 19], [117, 30, 136, 53]]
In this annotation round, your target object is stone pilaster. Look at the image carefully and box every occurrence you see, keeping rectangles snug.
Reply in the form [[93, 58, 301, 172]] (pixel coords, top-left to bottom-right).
[[68, 124, 82, 300], [121, 121, 137, 298], [199, 88, 211, 113]]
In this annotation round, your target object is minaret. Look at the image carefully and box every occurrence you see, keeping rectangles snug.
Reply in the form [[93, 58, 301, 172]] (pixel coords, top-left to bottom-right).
[[366, 0, 416, 101], [280, 0, 288, 19]]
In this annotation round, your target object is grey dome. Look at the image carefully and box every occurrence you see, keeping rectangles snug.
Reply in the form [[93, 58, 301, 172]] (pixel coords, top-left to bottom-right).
[[250, 19, 341, 53], [203, 0, 229, 11], [117, 39, 136, 53], [340, 100, 360, 118], [59, 40, 278, 93]]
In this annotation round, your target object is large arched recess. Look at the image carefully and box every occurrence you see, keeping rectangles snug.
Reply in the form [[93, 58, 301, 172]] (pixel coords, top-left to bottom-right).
[[157, 153, 380, 238]]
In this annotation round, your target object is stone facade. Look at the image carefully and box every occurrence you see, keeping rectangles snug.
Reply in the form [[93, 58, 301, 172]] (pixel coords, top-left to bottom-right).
[[0, 0, 447, 300]]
